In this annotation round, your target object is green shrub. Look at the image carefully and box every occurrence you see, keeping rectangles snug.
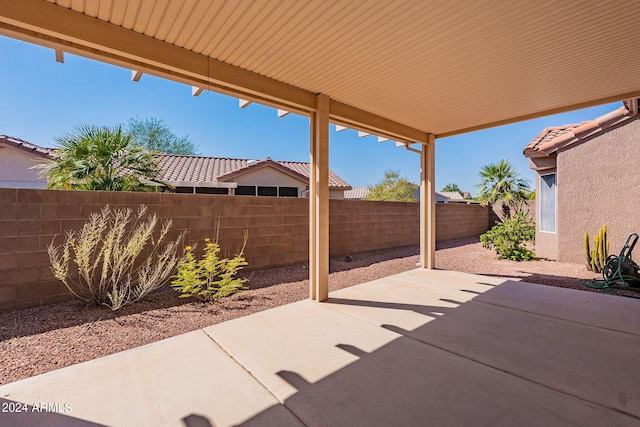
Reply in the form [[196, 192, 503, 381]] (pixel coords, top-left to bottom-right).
[[480, 209, 535, 261], [171, 231, 248, 301], [48, 205, 184, 310]]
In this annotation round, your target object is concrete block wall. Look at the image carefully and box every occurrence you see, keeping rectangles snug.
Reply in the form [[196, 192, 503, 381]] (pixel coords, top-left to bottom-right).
[[437, 203, 493, 241], [0, 189, 489, 311]]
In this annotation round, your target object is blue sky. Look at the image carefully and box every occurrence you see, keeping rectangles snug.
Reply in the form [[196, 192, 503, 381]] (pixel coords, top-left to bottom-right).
[[0, 36, 620, 195]]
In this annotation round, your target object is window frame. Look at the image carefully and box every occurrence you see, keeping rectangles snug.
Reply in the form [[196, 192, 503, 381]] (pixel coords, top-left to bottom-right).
[[538, 172, 557, 234], [278, 186, 299, 197], [235, 185, 257, 196], [257, 186, 277, 197]]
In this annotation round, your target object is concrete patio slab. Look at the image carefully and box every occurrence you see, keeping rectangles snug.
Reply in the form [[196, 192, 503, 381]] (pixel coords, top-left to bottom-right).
[[207, 291, 638, 426], [203, 299, 400, 402], [324, 277, 461, 332], [326, 270, 640, 418], [394, 299, 640, 418], [0, 330, 302, 427], [473, 279, 640, 335], [234, 334, 636, 427], [2, 268, 639, 426], [386, 268, 503, 302]]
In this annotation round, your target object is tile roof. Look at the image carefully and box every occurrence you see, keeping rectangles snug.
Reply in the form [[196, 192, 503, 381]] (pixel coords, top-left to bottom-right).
[[277, 160, 351, 190], [159, 155, 351, 190], [0, 135, 55, 158], [523, 99, 639, 157]]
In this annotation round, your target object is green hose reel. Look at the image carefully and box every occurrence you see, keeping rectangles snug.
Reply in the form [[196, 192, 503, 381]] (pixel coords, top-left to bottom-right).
[[581, 233, 640, 297]]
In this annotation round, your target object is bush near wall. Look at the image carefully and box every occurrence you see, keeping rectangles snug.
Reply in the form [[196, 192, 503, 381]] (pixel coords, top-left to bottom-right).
[[0, 188, 489, 311]]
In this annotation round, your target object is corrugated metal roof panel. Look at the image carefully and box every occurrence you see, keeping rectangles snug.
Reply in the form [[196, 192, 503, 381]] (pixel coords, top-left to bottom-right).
[[41, 0, 640, 136]]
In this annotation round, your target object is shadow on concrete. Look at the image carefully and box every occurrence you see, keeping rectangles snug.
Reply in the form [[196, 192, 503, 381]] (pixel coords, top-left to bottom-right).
[[477, 271, 612, 296], [182, 414, 214, 427], [234, 281, 640, 426], [326, 297, 460, 317]]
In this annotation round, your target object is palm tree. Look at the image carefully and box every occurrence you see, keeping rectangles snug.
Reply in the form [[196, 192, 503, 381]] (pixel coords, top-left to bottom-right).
[[36, 124, 164, 191], [476, 159, 530, 219]]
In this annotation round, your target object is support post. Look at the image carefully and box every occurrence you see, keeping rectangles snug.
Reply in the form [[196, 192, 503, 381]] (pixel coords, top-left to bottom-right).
[[309, 94, 330, 301], [420, 134, 436, 269]]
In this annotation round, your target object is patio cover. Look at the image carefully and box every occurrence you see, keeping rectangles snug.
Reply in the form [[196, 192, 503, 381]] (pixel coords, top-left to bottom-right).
[[1, 0, 639, 300]]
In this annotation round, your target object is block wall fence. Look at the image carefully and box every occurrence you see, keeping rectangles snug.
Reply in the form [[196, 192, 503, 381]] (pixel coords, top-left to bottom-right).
[[0, 189, 489, 311]]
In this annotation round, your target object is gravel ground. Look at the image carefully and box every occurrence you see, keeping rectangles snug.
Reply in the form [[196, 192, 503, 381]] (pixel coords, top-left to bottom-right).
[[0, 237, 614, 385]]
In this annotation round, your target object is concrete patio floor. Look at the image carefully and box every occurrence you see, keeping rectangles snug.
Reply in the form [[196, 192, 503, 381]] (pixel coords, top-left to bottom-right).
[[1, 269, 639, 426]]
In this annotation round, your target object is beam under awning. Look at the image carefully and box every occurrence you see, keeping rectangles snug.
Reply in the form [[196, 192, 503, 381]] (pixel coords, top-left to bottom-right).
[[420, 134, 436, 269], [309, 94, 330, 301]]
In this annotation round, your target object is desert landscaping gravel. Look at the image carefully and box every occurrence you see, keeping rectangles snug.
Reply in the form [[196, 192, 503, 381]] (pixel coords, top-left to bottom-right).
[[0, 237, 612, 385]]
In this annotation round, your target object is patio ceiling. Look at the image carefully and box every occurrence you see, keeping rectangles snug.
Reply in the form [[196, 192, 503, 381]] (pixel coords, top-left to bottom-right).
[[2, 0, 640, 140]]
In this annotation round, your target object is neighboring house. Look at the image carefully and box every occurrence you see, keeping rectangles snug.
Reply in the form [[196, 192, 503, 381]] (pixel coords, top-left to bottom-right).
[[523, 98, 640, 262], [160, 155, 351, 198], [0, 135, 351, 198], [0, 135, 52, 188]]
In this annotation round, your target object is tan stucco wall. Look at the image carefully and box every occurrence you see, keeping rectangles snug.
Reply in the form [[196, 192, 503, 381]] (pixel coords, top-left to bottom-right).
[[556, 118, 640, 263], [0, 144, 47, 188]]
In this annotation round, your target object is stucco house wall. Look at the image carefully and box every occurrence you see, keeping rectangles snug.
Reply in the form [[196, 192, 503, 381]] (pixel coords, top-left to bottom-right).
[[557, 119, 640, 263], [0, 143, 47, 189], [524, 100, 640, 263]]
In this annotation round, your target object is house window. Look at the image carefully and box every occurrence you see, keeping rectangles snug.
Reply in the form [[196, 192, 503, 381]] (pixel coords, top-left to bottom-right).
[[278, 187, 298, 197], [257, 186, 277, 196], [236, 186, 256, 196], [174, 187, 194, 194], [196, 187, 229, 195], [539, 173, 556, 233]]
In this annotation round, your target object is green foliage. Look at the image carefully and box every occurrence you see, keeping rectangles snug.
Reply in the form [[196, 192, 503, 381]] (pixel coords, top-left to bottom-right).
[[480, 210, 535, 261], [585, 225, 609, 273], [35, 124, 164, 191], [126, 117, 199, 155], [172, 232, 248, 301], [441, 183, 461, 193], [476, 159, 531, 219], [48, 205, 184, 310], [365, 170, 418, 202]]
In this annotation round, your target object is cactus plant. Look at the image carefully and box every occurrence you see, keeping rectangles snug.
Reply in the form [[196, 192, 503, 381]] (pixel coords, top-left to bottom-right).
[[584, 232, 591, 270], [585, 225, 608, 273]]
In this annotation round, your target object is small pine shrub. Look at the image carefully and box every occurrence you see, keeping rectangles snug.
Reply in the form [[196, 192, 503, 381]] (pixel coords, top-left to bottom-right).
[[171, 231, 248, 301], [480, 209, 535, 261], [48, 205, 184, 310]]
